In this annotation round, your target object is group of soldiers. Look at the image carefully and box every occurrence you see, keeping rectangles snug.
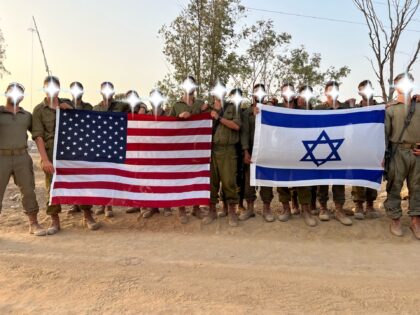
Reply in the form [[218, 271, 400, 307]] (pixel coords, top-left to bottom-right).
[[0, 73, 419, 239]]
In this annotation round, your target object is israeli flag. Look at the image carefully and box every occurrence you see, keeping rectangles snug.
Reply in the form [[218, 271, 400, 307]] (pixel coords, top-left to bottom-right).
[[251, 104, 386, 190]]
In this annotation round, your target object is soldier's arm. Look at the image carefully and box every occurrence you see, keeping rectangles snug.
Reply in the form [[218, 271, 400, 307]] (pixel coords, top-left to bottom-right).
[[32, 108, 54, 174], [384, 108, 392, 148], [241, 110, 250, 151]]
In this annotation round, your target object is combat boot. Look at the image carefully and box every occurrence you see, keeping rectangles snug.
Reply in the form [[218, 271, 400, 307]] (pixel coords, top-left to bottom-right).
[[142, 208, 158, 219], [67, 205, 81, 215], [202, 203, 217, 225], [178, 207, 188, 224], [278, 202, 291, 222], [83, 209, 100, 230], [291, 199, 300, 215], [126, 207, 141, 214], [218, 202, 228, 217], [228, 204, 239, 227], [302, 204, 317, 227], [334, 203, 352, 226], [163, 208, 172, 217], [95, 206, 105, 215], [390, 218, 403, 237], [47, 213, 61, 235], [191, 205, 204, 219], [239, 200, 255, 221], [366, 201, 380, 219], [262, 203, 275, 222], [410, 216, 420, 240], [27, 213, 47, 236], [354, 201, 365, 220], [318, 203, 330, 221], [105, 206, 114, 218]]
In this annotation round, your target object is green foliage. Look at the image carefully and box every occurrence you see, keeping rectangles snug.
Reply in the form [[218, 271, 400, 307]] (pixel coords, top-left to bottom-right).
[[0, 28, 9, 78]]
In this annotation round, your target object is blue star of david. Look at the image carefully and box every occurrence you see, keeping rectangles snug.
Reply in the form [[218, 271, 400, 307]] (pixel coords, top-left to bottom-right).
[[300, 130, 344, 167]]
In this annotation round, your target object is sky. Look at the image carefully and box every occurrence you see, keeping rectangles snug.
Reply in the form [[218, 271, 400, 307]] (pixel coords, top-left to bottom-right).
[[0, 0, 419, 111]]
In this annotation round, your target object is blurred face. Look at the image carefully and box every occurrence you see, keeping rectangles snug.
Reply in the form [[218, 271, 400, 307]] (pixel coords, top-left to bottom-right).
[[44, 80, 60, 98], [253, 86, 266, 103], [281, 86, 295, 102], [101, 83, 115, 100], [325, 85, 339, 102], [395, 77, 414, 96], [6, 84, 25, 105]]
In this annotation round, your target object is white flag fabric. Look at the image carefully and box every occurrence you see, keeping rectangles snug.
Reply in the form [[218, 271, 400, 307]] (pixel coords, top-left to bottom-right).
[[251, 104, 386, 190]]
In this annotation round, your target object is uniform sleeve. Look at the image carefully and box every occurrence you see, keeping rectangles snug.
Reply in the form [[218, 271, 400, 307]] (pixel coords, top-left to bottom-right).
[[31, 106, 44, 140], [384, 107, 392, 147], [168, 104, 177, 117], [232, 106, 241, 128], [28, 112, 33, 133], [241, 109, 250, 151]]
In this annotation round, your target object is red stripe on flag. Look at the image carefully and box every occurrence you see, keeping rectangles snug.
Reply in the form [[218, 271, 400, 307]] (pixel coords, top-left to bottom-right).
[[53, 181, 210, 193], [126, 142, 211, 151], [127, 112, 211, 121], [51, 197, 210, 207], [127, 127, 212, 136], [56, 168, 210, 179], [124, 157, 211, 165]]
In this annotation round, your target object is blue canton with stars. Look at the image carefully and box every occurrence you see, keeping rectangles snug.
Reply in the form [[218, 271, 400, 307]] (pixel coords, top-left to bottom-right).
[[300, 130, 344, 167], [56, 110, 127, 163]]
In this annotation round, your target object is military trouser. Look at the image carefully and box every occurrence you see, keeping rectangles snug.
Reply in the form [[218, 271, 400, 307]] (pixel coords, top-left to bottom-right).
[[243, 164, 273, 203], [244, 164, 257, 202], [210, 145, 239, 205], [351, 186, 378, 203], [277, 187, 312, 204], [44, 148, 61, 215], [317, 185, 345, 205], [0, 152, 39, 214], [384, 147, 420, 219]]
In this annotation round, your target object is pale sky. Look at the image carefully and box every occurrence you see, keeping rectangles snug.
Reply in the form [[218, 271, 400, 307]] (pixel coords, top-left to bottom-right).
[[1, 0, 419, 111]]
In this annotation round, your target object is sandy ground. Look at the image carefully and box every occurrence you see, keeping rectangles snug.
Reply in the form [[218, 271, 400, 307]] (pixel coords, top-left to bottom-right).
[[0, 154, 419, 315]]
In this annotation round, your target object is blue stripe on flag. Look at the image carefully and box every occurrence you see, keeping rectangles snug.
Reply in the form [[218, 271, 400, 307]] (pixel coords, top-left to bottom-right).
[[256, 166, 383, 184], [261, 109, 385, 128]]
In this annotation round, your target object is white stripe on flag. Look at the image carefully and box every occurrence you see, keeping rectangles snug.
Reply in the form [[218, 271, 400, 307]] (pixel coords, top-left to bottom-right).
[[128, 120, 212, 129], [126, 150, 211, 159], [127, 135, 212, 143]]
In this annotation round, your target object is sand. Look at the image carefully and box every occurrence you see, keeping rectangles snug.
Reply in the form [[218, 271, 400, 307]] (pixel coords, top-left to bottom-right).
[[0, 154, 419, 314]]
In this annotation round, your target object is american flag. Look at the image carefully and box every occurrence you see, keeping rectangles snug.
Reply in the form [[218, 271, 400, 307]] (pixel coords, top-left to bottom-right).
[[50, 109, 212, 208]]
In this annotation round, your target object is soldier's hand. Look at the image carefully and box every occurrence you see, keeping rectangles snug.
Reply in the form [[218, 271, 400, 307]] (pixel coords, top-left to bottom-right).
[[253, 107, 260, 116], [42, 159, 55, 174], [59, 103, 73, 110], [179, 112, 191, 119], [413, 95, 420, 102], [244, 150, 252, 164], [413, 144, 420, 156], [345, 98, 356, 107], [210, 111, 219, 120]]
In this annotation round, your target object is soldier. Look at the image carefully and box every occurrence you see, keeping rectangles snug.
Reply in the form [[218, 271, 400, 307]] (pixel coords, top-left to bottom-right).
[[65, 81, 94, 216], [276, 83, 317, 227], [93, 82, 130, 218], [202, 87, 241, 226], [351, 80, 380, 220], [168, 76, 207, 224], [315, 81, 352, 226], [384, 73, 420, 239], [239, 84, 275, 222], [32, 76, 100, 234], [0, 83, 46, 236]]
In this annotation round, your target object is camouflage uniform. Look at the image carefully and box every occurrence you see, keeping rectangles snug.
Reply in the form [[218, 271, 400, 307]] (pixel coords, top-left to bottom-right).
[[0, 106, 39, 214], [384, 100, 420, 219]]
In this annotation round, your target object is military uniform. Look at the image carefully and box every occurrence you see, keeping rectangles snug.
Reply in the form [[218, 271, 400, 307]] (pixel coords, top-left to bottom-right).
[[168, 99, 204, 117], [93, 100, 130, 113], [0, 106, 39, 215], [32, 98, 68, 215], [384, 100, 420, 219], [316, 102, 349, 207], [210, 102, 241, 205]]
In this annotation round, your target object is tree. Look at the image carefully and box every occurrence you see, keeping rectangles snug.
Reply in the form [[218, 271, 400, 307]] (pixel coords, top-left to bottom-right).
[[354, 0, 419, 101], [0, 28, 9, 78], [159, 0, 244, 101]]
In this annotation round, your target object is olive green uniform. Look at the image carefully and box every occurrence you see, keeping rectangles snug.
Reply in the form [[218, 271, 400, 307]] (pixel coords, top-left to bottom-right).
[[316, 102, 349, 206], [168, 99, 204, 117], [352, 99, 379, 203], [93, 100, 130, 113], [210, 102, 241, 204], [0, 106, 39, 214], [384, 100, 420, 219], [241, 105, 274, 203], [32, 99, 66, 215]]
